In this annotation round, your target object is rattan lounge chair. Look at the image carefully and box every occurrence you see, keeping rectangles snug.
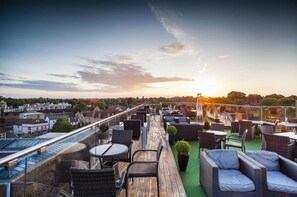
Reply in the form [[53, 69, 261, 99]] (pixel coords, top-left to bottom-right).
[[70, 167, 125, 197]]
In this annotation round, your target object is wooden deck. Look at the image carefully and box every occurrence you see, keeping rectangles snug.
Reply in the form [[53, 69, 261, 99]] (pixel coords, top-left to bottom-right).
[[118, 115, 186, 197]]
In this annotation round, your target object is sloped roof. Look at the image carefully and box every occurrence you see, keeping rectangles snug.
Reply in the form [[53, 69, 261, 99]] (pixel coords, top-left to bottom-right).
[[0, 138, 49, 151], [46, 115, 69, 120]]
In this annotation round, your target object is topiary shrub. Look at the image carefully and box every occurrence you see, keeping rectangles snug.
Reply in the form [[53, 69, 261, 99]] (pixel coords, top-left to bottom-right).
[[175, 140, 191, 156], [99, 124, 109, 133], [166, 125, 177, 135]]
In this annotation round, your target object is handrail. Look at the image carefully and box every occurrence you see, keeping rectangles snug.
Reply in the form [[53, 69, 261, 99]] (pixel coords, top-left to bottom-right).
[[0, 104, 144, 166]]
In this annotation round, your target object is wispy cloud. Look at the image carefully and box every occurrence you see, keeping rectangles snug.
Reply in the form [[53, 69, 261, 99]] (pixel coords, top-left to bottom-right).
[[47, 73, 80, 79], [158, 42, 192, 56], [0, 72, 19, 81], [148, 2, 187, 43], [148, 1, 207, 73], [0, 80, 94, 92], [77, 58, 193, 91], [218, 54, 231, 59]]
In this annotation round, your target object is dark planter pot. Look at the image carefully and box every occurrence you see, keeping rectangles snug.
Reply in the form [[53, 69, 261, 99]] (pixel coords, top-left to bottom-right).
[[204, 122, 210, 130], [98, 131, 110, 139], [169, 134, 175, 145], [178, 154, 190, 171]]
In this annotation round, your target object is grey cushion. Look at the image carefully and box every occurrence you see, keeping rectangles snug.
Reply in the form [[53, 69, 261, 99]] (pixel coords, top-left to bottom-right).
[[207, 150, 240, 169], [164, 116, 175, 122], [267, 171, 297, 194], [245, 151, 279, 171], [178, 117, 188, 122], [219, 169, 256, 192]]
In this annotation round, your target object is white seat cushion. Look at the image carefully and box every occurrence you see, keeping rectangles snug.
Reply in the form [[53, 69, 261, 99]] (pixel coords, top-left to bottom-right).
[[219, 169, 255, 192], [267, 171, 297, 194]]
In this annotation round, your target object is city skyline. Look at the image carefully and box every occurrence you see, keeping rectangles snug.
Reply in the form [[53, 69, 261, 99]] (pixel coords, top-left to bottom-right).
[[1, 0, 296, 98]]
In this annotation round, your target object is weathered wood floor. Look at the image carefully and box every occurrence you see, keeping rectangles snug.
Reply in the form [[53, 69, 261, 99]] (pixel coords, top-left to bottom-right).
[[118, 115, 186, 197]]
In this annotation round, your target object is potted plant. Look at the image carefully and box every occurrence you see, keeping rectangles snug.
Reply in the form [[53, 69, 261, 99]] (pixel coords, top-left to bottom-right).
[[175, 140, 191, 171], [98, 123, 110, 139], [166, 125, 177, 145]]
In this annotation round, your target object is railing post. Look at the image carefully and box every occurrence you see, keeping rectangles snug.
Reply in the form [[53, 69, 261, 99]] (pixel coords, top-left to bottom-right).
[[23, 157, 28, 197]]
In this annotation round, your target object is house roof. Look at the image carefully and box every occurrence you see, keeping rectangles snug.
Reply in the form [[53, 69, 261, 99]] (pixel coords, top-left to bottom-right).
[[0, 138, 49, 151], [46, 115, 69, 120], [14, 119, 47, 126]]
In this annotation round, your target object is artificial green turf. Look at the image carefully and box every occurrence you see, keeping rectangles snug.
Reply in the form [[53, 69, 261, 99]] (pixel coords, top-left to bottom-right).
[[172, 131, 262, 197]]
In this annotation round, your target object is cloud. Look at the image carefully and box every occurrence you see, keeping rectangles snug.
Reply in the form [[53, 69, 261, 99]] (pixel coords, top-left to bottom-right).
[[158, 42, 192, 56], [148, 2, 188, 43], [148, 1, 207, 73], [0, 80, 94, 92], [47, 73, 80, 79], [218, 54, 231, 59], [77, 58, 193, 91], [0, 72, 18, 81]]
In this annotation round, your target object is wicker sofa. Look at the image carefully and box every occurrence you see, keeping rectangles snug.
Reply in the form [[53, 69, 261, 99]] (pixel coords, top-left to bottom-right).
[[170, 123, 202, 141]]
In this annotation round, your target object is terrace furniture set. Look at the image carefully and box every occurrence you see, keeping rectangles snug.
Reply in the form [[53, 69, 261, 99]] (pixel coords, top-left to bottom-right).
[[200, 149, 297, 197], [70, 138, 163, 197], [70, 107, 166, 196]]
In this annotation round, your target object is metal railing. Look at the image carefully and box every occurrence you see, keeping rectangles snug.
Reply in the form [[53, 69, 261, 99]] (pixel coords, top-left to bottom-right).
[[0, 104, 143, 168]]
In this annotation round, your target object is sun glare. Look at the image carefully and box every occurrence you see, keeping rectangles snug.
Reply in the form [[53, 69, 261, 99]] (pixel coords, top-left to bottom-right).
[[189, 78, 221, 98]]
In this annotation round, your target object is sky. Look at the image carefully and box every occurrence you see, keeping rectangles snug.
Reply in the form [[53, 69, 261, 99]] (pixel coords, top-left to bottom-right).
[[0, 0, 296, 98]]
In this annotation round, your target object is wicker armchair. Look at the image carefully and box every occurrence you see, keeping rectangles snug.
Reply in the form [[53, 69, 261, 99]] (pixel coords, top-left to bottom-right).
[[126, 139, 163, 197], [200, 151, 262, 197], [70, 167, 126, 197], [262, 133, 295, 160], [198, 131, 221, 157], [210, 123, 225, 131], [241, 151, 297, 197], [111, 129, 133, 163], [224, 129, 248, 152]]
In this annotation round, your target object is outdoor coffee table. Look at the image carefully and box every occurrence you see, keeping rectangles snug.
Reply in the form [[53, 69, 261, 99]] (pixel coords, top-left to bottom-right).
[[89, 143, 128, 168]]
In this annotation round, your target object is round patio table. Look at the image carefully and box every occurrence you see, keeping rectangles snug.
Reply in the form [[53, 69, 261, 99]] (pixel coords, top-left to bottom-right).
[[89, 143, 128, 168]]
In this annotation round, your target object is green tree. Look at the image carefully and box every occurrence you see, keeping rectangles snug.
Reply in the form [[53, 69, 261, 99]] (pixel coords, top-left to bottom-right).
[[52, 118, 73, 132], [260, 98, 279, 106], [227, 91, 246, 100], [264, 94, 284, 99], [73, 102, 87, 113], [247, 94, 262, 105], [95, 100, 107, 109], [279, 97, 295, 106]]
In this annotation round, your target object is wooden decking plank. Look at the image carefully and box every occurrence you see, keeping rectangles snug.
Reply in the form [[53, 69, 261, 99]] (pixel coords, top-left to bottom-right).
[[118, 114, 186, 197]]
